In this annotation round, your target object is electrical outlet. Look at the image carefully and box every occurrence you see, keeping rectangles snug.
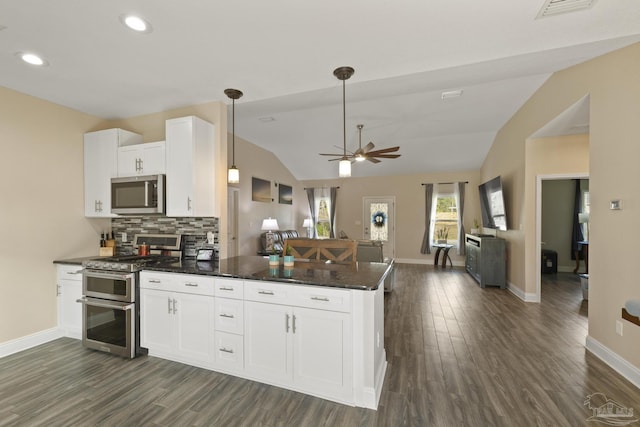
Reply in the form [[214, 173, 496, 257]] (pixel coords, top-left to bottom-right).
[[121, 232, 127, 243], [616, 320, 623, 336]]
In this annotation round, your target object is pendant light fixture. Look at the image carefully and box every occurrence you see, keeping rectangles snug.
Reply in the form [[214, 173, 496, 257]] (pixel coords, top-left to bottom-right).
[[333, 66, 354, 178], [225, 88, 243, 184]]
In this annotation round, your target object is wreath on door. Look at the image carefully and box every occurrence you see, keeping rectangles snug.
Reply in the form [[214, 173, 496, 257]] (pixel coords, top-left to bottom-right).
[[372, 211, 387, 228]]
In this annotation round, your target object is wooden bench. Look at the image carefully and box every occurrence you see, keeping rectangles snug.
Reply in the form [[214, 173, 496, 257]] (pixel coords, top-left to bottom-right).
[[283, 238, 358, 263]]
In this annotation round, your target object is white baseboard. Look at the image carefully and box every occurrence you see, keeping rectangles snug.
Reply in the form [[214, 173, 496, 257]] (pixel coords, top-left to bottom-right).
[[507, 281, 539, 302], [0, 328, 63, 358], [394, 258, 465, 267], [585, 335, 640, 389]]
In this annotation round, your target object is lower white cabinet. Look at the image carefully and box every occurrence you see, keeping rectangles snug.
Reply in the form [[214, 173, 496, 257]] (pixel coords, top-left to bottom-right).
[[56, 264, 83, 339], [140, 272, 215, 367], [244, 281, 353, 401]]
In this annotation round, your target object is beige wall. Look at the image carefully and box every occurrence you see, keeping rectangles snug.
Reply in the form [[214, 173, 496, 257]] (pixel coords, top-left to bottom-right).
[[0, 86, 107, 343], [483, 43, 640, 366], [302, 170, 482, 264], [230, 135, 307, 256]]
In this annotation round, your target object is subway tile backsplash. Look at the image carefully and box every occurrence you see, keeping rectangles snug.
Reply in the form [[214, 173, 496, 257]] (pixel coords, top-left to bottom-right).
[[110, 216, 218, 257]]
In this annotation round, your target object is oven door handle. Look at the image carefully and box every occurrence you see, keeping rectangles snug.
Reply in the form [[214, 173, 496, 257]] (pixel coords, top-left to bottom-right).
[[76, 297, 134, 311]]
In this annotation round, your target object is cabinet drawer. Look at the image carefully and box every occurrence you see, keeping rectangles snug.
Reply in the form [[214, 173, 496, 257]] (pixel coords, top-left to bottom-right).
[[244, 281, 292, 304], [215, 298, 244, 334], [215, 278, 244, 299], [292, 286, 352, 313], [215, 331, 244, 371], [57, 264, 84, 280], [140, 272, 214, 296]]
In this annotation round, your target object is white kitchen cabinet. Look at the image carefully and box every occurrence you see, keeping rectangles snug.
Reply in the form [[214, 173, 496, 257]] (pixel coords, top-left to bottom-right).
[[165, 116, 216, 217], [214, 277, 244, 372], [140, 272, 215, 367], [244, 281, 352, 401], [56, 264, 84, 339], [117, 141, 165, 176], [84, 128, 142, 217]]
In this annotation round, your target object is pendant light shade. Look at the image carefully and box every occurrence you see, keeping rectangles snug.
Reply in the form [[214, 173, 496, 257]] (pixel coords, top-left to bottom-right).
[[334, 66, 354, 178], [225, 88, 243, 184]]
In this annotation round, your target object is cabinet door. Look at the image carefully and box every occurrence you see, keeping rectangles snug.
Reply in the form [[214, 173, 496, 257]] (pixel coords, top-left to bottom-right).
[[58, 279, 83, 339], [140, 288, 175, 354], [117, 145, 140, 176], [84, 129, 119, 217], [244, 301, 292, 384], [174, 292, 215, 365], [293, 307, 352, 399], [166, 117, 195, 216], [140, 142, 166, 174]]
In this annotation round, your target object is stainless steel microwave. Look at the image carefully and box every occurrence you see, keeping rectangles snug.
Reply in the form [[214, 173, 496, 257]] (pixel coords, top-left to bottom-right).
[[111, 174, 165, 215]]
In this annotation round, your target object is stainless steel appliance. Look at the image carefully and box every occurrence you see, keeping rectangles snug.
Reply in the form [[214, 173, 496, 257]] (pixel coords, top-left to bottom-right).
[[110, 174, 165, 215], [79, 233, 183, 358]]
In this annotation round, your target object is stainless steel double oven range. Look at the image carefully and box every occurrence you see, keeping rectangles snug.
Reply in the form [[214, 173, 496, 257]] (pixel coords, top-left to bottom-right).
[[78, 234, 183, 358]]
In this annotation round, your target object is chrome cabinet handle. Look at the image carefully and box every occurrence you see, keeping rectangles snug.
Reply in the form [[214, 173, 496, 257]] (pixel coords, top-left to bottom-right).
[[172, 298, 177, 314], [311, 296, 330, 302], [286, 313, 290, 333], [56, 284, 61, 296], [149, 279, 161, 283], [219, 286, 234, 291], [258, 290, 274, 295], [292, 314, 297, 334], [168, 297, 172, 314], [187, 197, 192, 211], [219, 313, 235, 319], [184, 283, 198, 287], [219, 347, 234, 354]]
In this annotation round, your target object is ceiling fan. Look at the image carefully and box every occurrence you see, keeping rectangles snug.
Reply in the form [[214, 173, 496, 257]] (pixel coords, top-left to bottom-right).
[[319, 67, 401, 170], [320, 123, 402, 164]]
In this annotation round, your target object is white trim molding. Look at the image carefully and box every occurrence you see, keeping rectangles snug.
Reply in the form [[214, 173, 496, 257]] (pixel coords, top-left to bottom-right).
[[586, 335, 640, 389], [0, 328, 63, 358]]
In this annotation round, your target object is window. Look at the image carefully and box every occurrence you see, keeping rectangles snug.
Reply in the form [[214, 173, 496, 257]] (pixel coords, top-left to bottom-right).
[[433, 193, 458, 245], [315, 192, 331, 239], [581, 189, 590, 241]]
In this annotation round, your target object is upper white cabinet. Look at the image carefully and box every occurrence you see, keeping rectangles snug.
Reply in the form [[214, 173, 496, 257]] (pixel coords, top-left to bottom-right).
[[165, 116, 216, 217], [84, 128, 142, 217], [117, 141, 165, 176]]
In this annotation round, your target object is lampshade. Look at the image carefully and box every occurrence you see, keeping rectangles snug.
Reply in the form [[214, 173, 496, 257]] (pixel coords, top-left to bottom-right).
[[339, 158, 351, 177], [227, 166, 239, 184], [225, 88, 243, 184], [261, 217, 279, 231], [302, 218, 313, 228]]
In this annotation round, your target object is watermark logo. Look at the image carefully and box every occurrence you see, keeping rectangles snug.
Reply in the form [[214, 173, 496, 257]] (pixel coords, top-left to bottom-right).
[[584, 392, 639, 425]]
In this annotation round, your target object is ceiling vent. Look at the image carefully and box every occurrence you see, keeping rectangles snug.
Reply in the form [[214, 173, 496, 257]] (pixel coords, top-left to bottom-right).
[[536, 0, 597, 18]]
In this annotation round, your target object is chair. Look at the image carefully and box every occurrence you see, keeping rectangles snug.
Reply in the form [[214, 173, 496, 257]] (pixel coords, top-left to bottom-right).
[[283, 238, 358, 263]]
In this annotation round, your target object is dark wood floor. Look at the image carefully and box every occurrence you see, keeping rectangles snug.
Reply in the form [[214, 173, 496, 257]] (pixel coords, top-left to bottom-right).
[[2, 266, 639, 426]]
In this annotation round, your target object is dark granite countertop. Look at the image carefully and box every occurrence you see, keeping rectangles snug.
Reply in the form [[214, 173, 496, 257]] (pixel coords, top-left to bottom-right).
[[53, 256, 100, 265], [144, 255, 392, 291]]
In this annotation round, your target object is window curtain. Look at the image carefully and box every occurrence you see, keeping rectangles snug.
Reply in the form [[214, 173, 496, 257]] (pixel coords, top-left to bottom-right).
[[420, 184, 434, 254], [455, 181, 466, 256], [571, 179, 584, 260], [306, 188, 316, 238], [329, 187, 337, 238]]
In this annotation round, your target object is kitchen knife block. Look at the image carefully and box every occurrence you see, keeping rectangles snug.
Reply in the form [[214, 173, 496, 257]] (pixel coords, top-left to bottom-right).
[[99, 240, 116, 256]]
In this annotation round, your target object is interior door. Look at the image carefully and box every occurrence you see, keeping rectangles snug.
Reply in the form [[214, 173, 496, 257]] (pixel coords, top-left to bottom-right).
[[363, 197, 395, 259], [227, 188, 239, 257]]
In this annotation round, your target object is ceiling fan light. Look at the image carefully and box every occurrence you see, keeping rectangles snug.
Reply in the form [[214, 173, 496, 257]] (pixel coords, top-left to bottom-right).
[[339, 159, 351, 177], [355, 154, 366, 162], [228, 166, 239, 184]]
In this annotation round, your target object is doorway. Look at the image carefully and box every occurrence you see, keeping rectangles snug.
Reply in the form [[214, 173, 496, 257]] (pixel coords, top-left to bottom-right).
[[362, 196, 395, 259], [227, 187, 239, 257]]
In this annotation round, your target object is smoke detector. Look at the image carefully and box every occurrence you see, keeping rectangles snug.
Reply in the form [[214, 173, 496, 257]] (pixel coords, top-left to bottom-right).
[[536, 0, 597, 18]]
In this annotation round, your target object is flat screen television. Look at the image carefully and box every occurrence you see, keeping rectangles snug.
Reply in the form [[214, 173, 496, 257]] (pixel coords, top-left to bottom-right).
[[478, 176, 507, 231]]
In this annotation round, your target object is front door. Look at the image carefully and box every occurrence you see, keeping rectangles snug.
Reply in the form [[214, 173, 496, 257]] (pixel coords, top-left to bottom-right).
[[363, 197, 395, 259]]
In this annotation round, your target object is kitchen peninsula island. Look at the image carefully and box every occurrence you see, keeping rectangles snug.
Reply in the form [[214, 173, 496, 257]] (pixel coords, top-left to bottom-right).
[[140, 255, 390, 409]]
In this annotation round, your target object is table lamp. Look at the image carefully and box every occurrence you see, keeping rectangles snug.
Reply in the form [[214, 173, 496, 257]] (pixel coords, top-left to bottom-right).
[[302, 218, 313, 238], [262, 217, 280, 252]]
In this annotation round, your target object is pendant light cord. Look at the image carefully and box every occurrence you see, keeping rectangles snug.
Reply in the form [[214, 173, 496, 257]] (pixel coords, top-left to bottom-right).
[[342, 79, 346, 157], [231, 98, 235, 166]]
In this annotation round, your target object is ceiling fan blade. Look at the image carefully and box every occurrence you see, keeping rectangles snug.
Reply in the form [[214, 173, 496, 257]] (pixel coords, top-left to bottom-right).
[[319, 153, 346, 156], [366, 146, 400, 155], [371, 154, 401, 159], [366, 157, 381, 164], [363, 142, 375, 153]]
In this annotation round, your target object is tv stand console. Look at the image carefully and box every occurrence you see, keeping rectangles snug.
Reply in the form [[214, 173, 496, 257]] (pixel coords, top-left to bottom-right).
[[465, 234, 506, 289]]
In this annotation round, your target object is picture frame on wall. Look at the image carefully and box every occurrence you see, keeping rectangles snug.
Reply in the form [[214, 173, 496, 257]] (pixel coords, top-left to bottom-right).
[[252, 177, 271, 202], [278, 183, 293, 205]]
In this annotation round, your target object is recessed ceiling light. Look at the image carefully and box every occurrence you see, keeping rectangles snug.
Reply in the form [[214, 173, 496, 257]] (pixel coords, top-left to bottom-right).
[[120, 14, 152, 33], [441, 89, 463, 99], [16, 52, 48, 66]]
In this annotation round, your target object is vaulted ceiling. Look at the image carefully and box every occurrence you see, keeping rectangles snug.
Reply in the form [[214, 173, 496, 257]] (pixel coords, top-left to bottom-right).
[[2, 1, 639, 179]]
